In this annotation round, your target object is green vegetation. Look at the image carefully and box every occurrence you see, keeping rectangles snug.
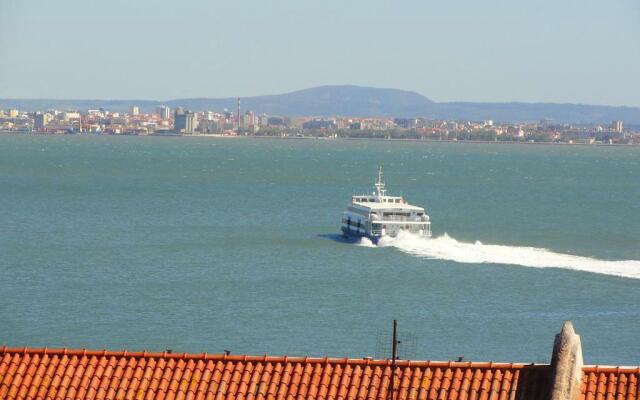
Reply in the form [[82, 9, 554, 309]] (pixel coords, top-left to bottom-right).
[[249, 127, 563, 143]]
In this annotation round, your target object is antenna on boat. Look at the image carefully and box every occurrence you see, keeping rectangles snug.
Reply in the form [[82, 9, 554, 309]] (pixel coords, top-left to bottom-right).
[[375, 165, 386, 197]]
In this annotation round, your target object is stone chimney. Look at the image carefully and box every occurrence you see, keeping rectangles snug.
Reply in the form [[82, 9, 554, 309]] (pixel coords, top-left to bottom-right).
[[548, 321, 584, 400]]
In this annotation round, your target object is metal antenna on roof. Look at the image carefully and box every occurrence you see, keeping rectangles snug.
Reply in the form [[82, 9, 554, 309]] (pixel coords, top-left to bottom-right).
[[374, 320, 416, 400], [388, 319, 398, 400], [375, 321, 417, 362]]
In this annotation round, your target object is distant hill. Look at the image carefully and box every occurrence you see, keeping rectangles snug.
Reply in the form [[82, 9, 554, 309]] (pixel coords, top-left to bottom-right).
[[166, 86, 435, 117], [433, 102, 640, 125], [2, 85, 639, 124]]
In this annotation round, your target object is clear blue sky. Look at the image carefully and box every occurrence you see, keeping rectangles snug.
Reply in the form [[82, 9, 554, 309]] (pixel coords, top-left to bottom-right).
[[1, 0, 638, 106]]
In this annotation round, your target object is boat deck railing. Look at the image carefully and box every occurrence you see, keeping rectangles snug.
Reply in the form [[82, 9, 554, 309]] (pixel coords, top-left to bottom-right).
[[376, 216, 426, 223]]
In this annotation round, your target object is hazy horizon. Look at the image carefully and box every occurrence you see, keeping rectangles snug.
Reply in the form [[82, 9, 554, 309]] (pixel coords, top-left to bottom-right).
[[1, 0, 639, 107], [2, 84, 640, 109]]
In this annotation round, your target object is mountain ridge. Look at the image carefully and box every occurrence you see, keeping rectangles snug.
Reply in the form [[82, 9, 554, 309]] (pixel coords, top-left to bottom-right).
[[2, 85, 639, 124]]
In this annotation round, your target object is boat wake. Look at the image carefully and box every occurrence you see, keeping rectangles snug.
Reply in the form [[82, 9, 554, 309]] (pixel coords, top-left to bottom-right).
[[356, 237, 378, 248], [359, 231, 640, 279]]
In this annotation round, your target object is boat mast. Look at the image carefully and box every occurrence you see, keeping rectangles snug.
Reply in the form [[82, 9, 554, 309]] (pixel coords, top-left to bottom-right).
[[375, 166, 387, 197]]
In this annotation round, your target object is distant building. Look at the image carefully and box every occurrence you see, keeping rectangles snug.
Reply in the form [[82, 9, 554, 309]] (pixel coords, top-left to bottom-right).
[[393, 118, 417, 129], [61, 111, 81, 121], [87, 109, 103, 117], [540, 119, 552, 128], [8, 109, 19, 118], [157, 106, 171, 120], [198, 119, 221, 133], [267, 116, 288, 127], [611, 120, 623, 133], [243, 111, 256, 128], [302, 119, 336, 130], [175, 110, 197, 134], [34, 112, 50, 129], [130, 106, 139, 116]]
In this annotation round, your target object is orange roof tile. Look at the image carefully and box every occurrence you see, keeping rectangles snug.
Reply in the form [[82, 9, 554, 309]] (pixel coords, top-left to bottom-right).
[[0, 346, 566, 400], [580, 366, 640, 400]]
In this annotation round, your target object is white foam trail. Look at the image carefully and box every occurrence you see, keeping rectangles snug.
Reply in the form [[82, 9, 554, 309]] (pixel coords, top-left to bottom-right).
[[374, 231, 640, 279], [356, 237, 377, 248]]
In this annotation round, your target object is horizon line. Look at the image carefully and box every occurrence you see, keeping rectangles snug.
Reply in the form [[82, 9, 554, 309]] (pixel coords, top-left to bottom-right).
[[1, 85, 639, 109]]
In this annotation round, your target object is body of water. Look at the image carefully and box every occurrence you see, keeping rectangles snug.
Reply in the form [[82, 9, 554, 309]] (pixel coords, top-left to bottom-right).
[[1, 135, 639, 365]]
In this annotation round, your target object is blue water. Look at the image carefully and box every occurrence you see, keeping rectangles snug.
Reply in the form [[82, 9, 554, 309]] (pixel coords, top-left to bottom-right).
[[1, 135, 639, 365]]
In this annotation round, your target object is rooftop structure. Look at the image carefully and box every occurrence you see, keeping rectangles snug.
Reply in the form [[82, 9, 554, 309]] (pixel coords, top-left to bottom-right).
[[0, 323, 638, 400]]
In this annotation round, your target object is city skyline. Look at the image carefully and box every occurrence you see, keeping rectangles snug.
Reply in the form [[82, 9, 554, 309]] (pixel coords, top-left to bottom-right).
[[2, 100, 634, 145], [1, 0, 639, 107]]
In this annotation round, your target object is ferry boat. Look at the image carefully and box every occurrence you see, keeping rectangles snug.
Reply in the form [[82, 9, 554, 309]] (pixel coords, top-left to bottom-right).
[[341, 167, 432, 243]]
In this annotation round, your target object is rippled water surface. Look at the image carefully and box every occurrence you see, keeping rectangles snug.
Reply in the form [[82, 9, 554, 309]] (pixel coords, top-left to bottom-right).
[[1, 135, 639, 364]]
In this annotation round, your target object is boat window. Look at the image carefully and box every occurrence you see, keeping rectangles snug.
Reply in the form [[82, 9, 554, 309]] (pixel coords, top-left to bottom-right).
[[383, 212, 411, 217]]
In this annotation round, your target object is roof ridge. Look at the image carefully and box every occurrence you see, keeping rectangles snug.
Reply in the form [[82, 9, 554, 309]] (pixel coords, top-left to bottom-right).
[[582, 365, 640, 373], [0, 346, 550, 369]]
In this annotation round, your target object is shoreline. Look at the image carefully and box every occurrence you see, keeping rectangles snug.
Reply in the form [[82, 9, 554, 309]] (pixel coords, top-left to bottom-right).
[[1, 131, 638, 147]]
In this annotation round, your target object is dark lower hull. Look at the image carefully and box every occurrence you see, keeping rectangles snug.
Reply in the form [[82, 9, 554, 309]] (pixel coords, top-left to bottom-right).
[[341, 227, 380, 244]]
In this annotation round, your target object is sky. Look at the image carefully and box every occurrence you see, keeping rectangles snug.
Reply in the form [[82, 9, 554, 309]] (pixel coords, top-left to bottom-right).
[[1, 0, 639, 106]]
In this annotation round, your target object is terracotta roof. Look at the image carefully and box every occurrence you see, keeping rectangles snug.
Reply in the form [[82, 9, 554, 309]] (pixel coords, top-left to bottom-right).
[[0, 346, 552, 400], [580, 366, 640, 400]]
